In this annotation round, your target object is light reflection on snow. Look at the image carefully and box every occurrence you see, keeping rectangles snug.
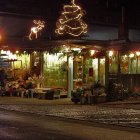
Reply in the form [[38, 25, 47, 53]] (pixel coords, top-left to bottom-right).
[[0, 104, 140, 128]]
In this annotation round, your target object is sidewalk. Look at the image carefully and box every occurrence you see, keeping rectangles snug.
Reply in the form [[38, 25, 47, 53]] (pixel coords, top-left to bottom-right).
[[0, 96, 73, 105], [0, 96, 139, 105], [104, 97, 140, 105]]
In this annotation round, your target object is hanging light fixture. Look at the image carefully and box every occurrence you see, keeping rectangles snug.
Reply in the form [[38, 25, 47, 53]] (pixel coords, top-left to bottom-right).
[[108, 51, 114, 57], [136, 51, 140, 56], [129, 53, 134, 58], [90, 50, 95, 56]]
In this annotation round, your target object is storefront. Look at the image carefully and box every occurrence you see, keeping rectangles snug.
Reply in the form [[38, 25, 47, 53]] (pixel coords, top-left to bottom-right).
[[106, 42, 140, 95], [120, 51, 140, 93], [72, 45, 106, 90], [0, 50, 30, 80], [1, 40, 140, 99]]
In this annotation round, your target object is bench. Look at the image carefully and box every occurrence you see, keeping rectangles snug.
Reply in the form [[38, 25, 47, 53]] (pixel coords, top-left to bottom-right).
[[35, 88, 60, 99]]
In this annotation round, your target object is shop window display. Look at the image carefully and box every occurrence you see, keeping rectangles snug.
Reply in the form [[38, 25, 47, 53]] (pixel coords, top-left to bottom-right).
[[129, 57, 136, 74], [84, 58, 98, 85], [108, 51, 118, 74], [43, 53, 67, 88], [120, 55, 128, 74], [0, 50, 30, 80], [137, 57, 140, 73], [120, 52, 140, 74], [99, 58, 105, 85], [73, 56, 83, 89], [84, 58, 105, 86], [31, 52, 41, 76]]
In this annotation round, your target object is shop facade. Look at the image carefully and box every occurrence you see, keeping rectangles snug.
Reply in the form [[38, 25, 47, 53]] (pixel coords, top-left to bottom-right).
[[107, 43, 140, 94], [1, 40, 140, 99]]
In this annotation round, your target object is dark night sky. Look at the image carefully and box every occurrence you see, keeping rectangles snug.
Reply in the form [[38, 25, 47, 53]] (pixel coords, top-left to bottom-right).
[[0, 0, 140, 17], [0, 0, 140, 28], [0, 0, 140, 39], [0, 0, 139, 25]]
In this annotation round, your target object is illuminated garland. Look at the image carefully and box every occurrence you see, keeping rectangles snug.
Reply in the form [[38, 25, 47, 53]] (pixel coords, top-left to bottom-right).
[[29, 20, 45, 40], [55, 0, 87, 37]]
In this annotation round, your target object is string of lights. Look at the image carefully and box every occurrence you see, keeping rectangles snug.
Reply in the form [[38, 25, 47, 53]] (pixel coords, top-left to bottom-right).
[[55, 0, 87, 37], [29, 20, 45, 40]]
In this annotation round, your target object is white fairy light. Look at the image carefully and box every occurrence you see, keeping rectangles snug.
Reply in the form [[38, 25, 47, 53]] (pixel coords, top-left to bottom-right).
[[29, 20, 45, 40], [55, 0, 87, 37]]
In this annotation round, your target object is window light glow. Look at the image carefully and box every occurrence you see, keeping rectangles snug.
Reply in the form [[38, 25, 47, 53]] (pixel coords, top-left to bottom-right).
[[72, 48, 81, 52], [124, 55, 128, 58], [92, 58, 98, 69], [90, 50, 95, 56], [1, 50, 6, 54], [129, 53, 134, 58], [109, 51, 114, 57], [45, 53, 67, 68], [6, 50, 11, 55], [65, 47, 70, 52], [9, 54, 17, 60], [136, 51, 140, 56]]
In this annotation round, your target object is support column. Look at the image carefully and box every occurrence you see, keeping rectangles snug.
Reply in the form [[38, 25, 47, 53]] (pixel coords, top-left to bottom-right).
[[40, 52, 44, 87], [68, 56, 73, 98], [105, 53, 109, 91], [98, 58, 100, 81], [117, 51, 121, 83]]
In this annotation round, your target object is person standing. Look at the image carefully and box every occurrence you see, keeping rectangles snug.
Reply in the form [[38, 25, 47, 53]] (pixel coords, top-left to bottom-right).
[[0, 68, 7, 88]]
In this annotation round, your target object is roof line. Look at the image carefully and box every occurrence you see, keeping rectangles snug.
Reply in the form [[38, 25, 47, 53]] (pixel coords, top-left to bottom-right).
[[0, 11, 46, 19]]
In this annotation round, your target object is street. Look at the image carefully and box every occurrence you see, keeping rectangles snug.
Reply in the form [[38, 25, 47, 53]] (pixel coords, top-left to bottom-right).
[[0, 97, 140, 129], [0, 108, 140, 140]]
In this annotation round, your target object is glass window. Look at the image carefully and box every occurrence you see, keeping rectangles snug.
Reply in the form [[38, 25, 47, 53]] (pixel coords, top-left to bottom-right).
[[84, 58, 98, 84], [108, 51, 118, 74], [120, 55, 128, 74], [43, 53, 67, 88], [137, 57, 140, 73], [129, 57, 136, 74], [120, 52, 140, 74]]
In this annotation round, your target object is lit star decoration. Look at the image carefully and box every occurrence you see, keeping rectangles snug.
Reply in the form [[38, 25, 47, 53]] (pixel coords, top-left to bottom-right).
[[55, 0, 87, 37], [29, 20, 45, 40]]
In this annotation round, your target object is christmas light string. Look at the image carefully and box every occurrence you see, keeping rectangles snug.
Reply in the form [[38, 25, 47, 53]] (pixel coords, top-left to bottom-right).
[[29, 20, 45, 40], [55, 0, 87, 37]]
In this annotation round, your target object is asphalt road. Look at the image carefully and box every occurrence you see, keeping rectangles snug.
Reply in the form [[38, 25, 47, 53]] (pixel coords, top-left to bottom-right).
[[0, 109, 140, 140]]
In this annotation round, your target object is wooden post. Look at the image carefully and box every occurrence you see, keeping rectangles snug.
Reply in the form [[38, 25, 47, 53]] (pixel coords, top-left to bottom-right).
[[118, 51, 121, 83], [68, 56, 73, 98], [40, 51, 44, 87], [136, 56, 138, 74], [105, 53, 109, 92], [98, 58, 100, 81]]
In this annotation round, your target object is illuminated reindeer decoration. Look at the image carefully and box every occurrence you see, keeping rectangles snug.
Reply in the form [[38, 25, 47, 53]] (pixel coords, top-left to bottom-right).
[[29, 20, 45, 40]]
